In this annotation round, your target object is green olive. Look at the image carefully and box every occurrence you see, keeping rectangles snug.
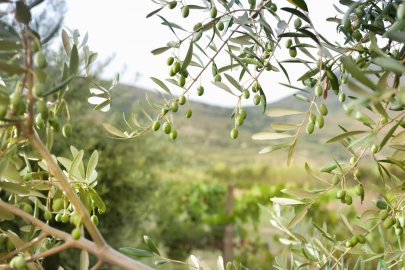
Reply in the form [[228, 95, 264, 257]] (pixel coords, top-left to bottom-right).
[[345, 195, 353, 205], [217, 21, 224, 31], [236, 115, 244, 126], [0, 105, 6, 118], [168, 1, 177, 9], [36, 100, 48, 120], [170, 129, 178, 140], [353, 19, 361, 29], [214, 74, 222, 82], [210, 7, 217, 18], [356, 185, 364, 196], [357, 234, 366, 244], [185, 109, 192, 118], [10, 256, 26, 270], [33, 84, 44, 97], [371, 144, 379, 154], [309, 113, 316, 123], [167, 57, 174, 66], [319, 104, 328, 116], [162, 108, 169, 115], [350, 156, 357, 166], [336, 190, 346, 199], [193, 22, 202, 31], [178, 76, 186, 87], [6, 238, 15, 250], [23, 173, 32, 182], [230, 128, 238, 139], [44, 211, 52, 221], [380, 115, 388, 124], [52, 121, 61, 132], [91, 215, 99, 226], [345, 240, 353, 248], [339, 93, 346, 102], [55, 213, 62, 222], [344, 19, 351, 29], [62, 123, 72, 138], [71, 228, 81, 240], [31, 40, 40, 52], [252, 82, 261, 92], [169, 68, 176, 77], [52, 198, 64, 211], [265, 63, 272, 71], [306, 122, 314, 134], [285, 39, 292, 48], [197, 86, 204, 96], [332, 175, 340, 185], [351, 235, 358, 245], [315, 115, 323, 129], [240, 109, 247, 119], [163, 122, 171, 134], [355, 32, 362, 42], [10, 93, 21, 108], [243, 89, 250, 99], [379, 210, 388, 220], [34, 52, 47, 68], [36, 114, 45, 130], [270, 3, 277, 12], [152, 121, 161, 131], [289, 48, 297, 58], [171, 101, 179, 112], [62, 214, 69, 223], [17, 100, 26, 115], [355, 169, 361, 180], [356, 6, 365, 17], [179, 95, 186, 105], [23, 204, 32, 214], [182, 6, 190, 18], [396, 228, 403, 235], [173, 62, 181, 73], [253, 95, 260, 105], [294, 18, 302, 29], [315, 85, 323, 96], [383, 216, 394, 229]]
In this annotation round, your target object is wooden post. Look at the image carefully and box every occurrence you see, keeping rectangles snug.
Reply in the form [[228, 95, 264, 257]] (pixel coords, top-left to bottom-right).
[[224, 184, 234, 265]]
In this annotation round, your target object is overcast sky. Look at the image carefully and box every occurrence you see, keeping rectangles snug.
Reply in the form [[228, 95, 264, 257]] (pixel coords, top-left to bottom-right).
[[62, 0, 346, 107]]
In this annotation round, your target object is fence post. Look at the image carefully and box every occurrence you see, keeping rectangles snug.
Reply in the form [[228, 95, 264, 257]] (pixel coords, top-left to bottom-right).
[[224, 184, 234, 265]]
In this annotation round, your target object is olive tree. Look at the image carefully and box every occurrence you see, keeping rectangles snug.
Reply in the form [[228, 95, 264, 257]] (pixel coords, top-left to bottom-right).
[[2, 0, 405, 269]]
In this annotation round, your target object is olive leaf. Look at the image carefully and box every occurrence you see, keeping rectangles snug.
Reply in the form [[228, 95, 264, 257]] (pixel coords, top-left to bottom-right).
[[266, 108, 305, 117], [119, 248, 154, 258], [259, 143, 291, 154], [304, 163, 330, 185], [252, 132, 294, 140], [287, 204, 312, 229]]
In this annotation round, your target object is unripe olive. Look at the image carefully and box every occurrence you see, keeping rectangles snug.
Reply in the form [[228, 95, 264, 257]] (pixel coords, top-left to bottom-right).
[[350, 156, 357, 166], [353, 19, 361, 29], [355, 169, 361, 180], [55, 213, 62, 222], [182, 6, 190, 18], [230, 128, 238, 139], [398, 4, 405, 20], [33, 84, 44, 97], [168, 1, 177, 9], [371, 144, 378, 154], [345, 195, 353, 205], [306, 122, 314, 134], [236, 115, 244, 126], [44, 211, 52, 221], [162, 109, 168, 115], [248, 0, 255, 4], [217, 21, 224, 31], [380, 115, 388, 124], [339, 93, 346, 102], [36, 100, 48, 120], [332, 175, 340, 185], [270, 3, 277, 12], [357, 234, 366, 244], [62, 214, 69, 223], [345, 240, 353, 248], [23, 173, 32, 182], [396, 228, 404, 235], [31, 40, 40, 52], [240, 109, 247, 119], [243, 89, 250, 99], [383, 216, 394, 229], [356, 185, 364, 196], [344, 19, 351, 29], [294, 18, 302, 29], [197, 86, 204, 96], [171, 102, 179, 112], [265, 63, 272, 71], [167, 57, 174, 66], [0, 106, 6, 118], [210, 7, 217, 18], [253, 95, 260, 105], [169, 68, 176, 77], [52, 121, 61, 132], [214, 74, 222, 82], [10, 93, 21, 108], [316, 115, 324, 129], [10, 256, 26, 270], [163, 122, 171, 134], [62, 123, 72, 138], [179, 95, 186, 105], [178, 76, 186, 87], [309, 113, 316, 123], [91, 215, 99, 226], [341, 75, 348, 84], [319, 104, 328, 116], [355, 32, 362, 42], [185, 109, 192, 118], [289, 48, 297, 58], [23, 204, 32, 214], [351, 235, 358, 245], [6, 238, 15, 250], [173, 62, 180, 74], [34, 52, 47, 68], [17, 100, 26, 115], [193, 22, 202, 32], [396, 219, 401, 228], [356, 6, 365, 18], [400, 217, 405, 228], [379, 210, 388, 220], [336, 190, 346, 199], [52, 198, 64, 211], [71, 228, 81, 240], [398, 90, 405, 105], [170, 129, 178, 140], [36, 114, 45, 130], [252, 82, 260, 92], [315, 85, 323, 96], [152, 121, 161, 131], [285, 39, 292, 48]]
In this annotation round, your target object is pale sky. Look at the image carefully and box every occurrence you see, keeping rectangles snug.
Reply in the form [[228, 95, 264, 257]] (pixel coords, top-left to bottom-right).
[[63, 0, 346, 107]]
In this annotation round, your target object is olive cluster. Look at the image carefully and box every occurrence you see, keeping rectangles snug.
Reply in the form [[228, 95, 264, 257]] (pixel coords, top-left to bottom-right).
[[379, 210, 405, 236]]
